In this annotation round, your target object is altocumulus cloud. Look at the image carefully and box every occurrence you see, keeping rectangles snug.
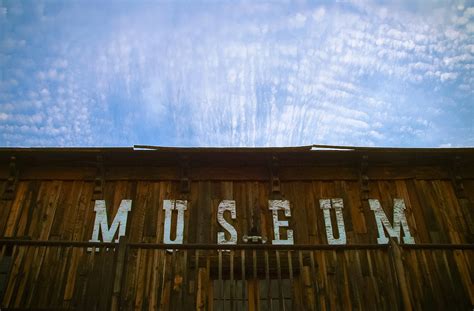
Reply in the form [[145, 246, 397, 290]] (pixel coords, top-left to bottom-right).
[[0, 0, 473, 147]]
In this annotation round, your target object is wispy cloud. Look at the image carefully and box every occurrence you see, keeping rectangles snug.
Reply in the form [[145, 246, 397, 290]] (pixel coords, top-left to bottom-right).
[[0, 0, 473, 147]]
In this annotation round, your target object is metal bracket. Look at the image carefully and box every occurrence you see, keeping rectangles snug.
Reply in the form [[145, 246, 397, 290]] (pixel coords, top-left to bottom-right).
[[2, 156, 18, 201], [180, 155, 190, 194], [243, 226, 267, 244], [270, 155, 280, 194], [242, 235, 267, 244], [359, 155, 369, 206], [92, 155, 104, 200], [452, 156, 467, 199]]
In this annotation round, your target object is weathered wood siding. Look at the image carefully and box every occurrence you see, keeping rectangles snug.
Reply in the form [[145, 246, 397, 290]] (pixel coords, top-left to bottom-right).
[[0, 148, 472, 310], [1, 179, 472, 244]]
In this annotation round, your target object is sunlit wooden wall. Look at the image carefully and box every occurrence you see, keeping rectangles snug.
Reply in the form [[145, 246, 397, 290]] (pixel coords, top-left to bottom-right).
[[0, 148, 472, 310]]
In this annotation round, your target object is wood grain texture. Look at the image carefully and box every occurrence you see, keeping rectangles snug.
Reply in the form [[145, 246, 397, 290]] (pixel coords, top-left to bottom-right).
[[0, 152, 472, 309]]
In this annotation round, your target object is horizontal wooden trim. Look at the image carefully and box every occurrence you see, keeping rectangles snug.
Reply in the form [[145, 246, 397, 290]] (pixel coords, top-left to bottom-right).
[[366, 166, 453, 179], [0, 165, 472, 181], [19, 167, 97, 180]]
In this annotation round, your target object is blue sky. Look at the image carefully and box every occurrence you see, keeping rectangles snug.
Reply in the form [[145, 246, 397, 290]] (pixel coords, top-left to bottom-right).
[[0, 0, 473, 147]]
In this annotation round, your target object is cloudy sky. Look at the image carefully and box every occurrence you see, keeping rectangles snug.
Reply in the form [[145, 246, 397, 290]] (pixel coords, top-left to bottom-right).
[[0, 0, 473, 147]]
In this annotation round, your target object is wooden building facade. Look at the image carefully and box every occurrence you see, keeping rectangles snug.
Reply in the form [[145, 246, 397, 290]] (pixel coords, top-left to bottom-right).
[[0, 145, 473, 310]]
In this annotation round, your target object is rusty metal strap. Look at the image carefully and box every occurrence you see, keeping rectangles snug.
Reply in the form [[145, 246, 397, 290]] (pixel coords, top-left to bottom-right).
[[0, 240, 472, 250], [0, 240, 118, 248]]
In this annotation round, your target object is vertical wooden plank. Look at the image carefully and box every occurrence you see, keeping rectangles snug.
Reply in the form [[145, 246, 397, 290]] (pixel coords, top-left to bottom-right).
[[453, 249, 474, 305], [39, 181, 63, 240], [33, 246, 55, 308], [302, 265, 315, 310], [248, 249, 258, 311], [128, 181, 148, 243], [14, 181, 39, 238], [84, 246, 103, 310], [206, 251, 211, 310], [144, 182, 158, 239], [194, 249, 200, 302], [139, 250, 152, 311], [247, 280, 257, 311], [241, 249, 246, 311], [196, 267, 207, 310], [98, 249, 116, 311], [309, 251, 320, 311], [111, 237, 127, 310], [276, 250, 285, 311], [1, 245, 15, 306], [70, 246, 88, 309], [148, 249, 158, 310], [197, 182, 211, 244], [152, 250, 164, 311], [347, 181, 368, 238], [180, 249, 189, 309], [11, 245, 35, 307], [160, 253, 168, 311], [230, 250, 235, 311], [0, 182, 14, 236], [72, 181, 93, 242], [60, 181, 83, 241], [4, 182, 28, 237], [50, 246, 72, 307], [169, 249, 178, 311], [389, 240, 412, 310], [265, 250, 272, 311], [404, 180, 430, 243], [63, 247, 82, 304], [218, 250, 224, 310], [35, 246, 59, 308], [48, 182, 73, 239], [415, 180, 445, 243], [102, 250, 118, 310], [287, 251, 296, 310]]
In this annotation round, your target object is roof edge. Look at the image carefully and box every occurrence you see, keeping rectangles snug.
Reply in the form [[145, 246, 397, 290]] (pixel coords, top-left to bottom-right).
[[0, 144, 472, 154]]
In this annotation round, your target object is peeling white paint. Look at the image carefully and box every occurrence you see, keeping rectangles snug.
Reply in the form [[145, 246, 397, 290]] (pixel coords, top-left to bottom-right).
[[269, 200, 294, 245], [86, 197, 417, 249], [163, 200, 187, 245], [88, 199, 132, 252], [217, 200, 238, 245], [319, 198, 346, 245], [369, 198, 415, 244]]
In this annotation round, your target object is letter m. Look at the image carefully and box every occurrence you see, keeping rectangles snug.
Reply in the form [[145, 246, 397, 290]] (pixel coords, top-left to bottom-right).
[[88, 200, 132, 251], [369, 198, 415, 244]]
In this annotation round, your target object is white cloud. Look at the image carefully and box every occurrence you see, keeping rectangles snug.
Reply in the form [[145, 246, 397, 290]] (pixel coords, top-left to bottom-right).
[[0, 0, 472, 147], [440, 72, 458, 82], [288, 13, 307, 29], [312, 7, 325, 22], [466, 23, 474, 32]]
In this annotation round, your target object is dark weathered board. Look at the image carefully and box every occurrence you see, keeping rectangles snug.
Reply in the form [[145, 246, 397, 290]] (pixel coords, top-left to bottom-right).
[[0, 147, 472, 310]]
